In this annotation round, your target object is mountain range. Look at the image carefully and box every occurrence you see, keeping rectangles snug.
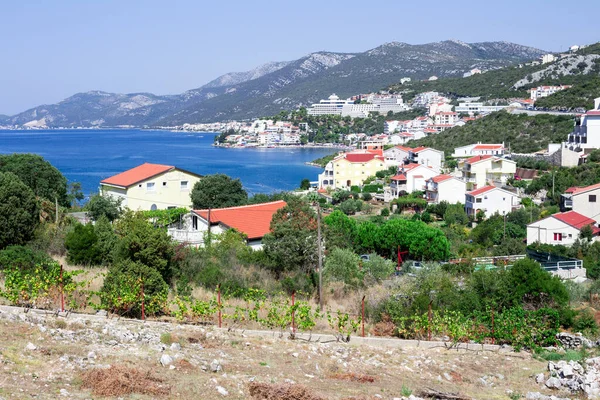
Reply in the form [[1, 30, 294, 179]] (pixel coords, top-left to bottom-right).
[[1, 40, 546, 128]]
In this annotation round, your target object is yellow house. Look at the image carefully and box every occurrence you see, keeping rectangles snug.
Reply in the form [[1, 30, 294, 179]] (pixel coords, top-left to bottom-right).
[[100, 163, 202, 211], [318, 150, 386, 189]]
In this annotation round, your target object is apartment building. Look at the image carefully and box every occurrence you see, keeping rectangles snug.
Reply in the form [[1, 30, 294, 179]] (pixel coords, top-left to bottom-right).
[[452, 143, 506, 158], [465, 186, 520, 218], [318, 150, 385, 189], [425, 174, 467, 204], [530, 85, 572, 101], [459, 155, 516, 190]]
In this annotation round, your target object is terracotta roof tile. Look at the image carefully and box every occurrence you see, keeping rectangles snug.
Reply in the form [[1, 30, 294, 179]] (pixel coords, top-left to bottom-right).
[[565, 182, 600, 194], [391, 174, 407, 180], [194, 201, 287, 240], [431, 174, 453, 183], [467, 185, 497, 196], [552, 211, 600, 234], [101, 163, 175, 187], [465, 155, 494, 164], [472, 144, 504, 150]]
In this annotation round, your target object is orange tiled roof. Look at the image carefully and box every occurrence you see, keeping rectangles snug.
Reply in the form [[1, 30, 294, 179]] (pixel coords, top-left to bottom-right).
[[194, 201, 287, 240], [472, 144, 504, 150], [552, 211, 600, 234], [101, 163, 175, 188], [565, 182, 600, 195], [431, 174, 453, 183], [467, 185, 497, 197], [465, 155, 494, 164]]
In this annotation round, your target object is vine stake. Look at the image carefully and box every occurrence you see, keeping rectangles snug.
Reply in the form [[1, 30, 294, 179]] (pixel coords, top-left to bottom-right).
[[217, 284, 222, 328], [361, 295, 365, 338], [291, 291, 296, 335], [60, 265, 64, 313]]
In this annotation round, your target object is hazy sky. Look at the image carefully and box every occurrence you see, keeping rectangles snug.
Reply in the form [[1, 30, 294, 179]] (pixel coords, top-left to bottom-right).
[[1, 0, 598, 115]]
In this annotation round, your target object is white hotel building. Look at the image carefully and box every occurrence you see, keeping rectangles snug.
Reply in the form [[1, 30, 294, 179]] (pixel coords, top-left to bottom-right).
[[307, 94, 408, 118]]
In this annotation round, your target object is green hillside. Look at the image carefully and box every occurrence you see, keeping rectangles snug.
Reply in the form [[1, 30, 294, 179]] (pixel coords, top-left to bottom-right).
[[407, 111, 573, 155], [535, 77, 600, 110]]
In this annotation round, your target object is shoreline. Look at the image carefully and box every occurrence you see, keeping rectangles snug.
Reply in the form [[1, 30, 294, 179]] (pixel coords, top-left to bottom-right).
[[213, 143, 352, 150]]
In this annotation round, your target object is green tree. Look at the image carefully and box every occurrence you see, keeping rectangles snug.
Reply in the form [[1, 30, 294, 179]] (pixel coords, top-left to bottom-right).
[[580, 224, 594, 242], [94, 216, 118, 264], [190, 174, 248, 209], [67, 182, 85, 206], [0, 154, 68, 206], [0, 172, 39, 249], [113, 211, 175, 283], [323, 247, 362, 288], [262, 198, 317, 275], [443, 203, 468, 225], [362, 254, 395, 283], [65, 223, 102, 265], [323, 210, 357, 250], [299, 178, 311, 190], [86, 194, 123, 222]]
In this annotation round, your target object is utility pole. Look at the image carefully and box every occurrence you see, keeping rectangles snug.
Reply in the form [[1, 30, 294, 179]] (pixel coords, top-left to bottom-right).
[[55, 197, 59, 225], [317, 204, 323, 312], [503, 212, 507, 241], [552, 171, 555, 199], [207, 207, 212, 246]]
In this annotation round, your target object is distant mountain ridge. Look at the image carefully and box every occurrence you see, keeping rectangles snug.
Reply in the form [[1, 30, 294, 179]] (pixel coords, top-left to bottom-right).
[[3, 40, 546, 128]]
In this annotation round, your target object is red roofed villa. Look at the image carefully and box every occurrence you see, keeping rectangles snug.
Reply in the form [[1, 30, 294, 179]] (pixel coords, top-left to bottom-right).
[[100, 163, 202, 211], [527, 210, 600, 246], [168, 201, 287, 249]]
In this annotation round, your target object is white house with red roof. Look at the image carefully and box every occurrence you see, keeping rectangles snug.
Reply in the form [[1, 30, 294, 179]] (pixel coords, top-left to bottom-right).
[[407, 147, 444, 170], [527, 211, 600, 246], [459, 155, 516, 191], [387, 163, 440, 198], [168, 201, 287, 249], [318, 150, 386, 189], [100, 163, 202, 211], [433, 111, 458, 127], [425, 174, 467, 204], [566, 97, 600, 152], [561, 182, 600, 222], [383, 145, 412, 167], [452, 142, 506, 158], [465, 186, 520, 218]]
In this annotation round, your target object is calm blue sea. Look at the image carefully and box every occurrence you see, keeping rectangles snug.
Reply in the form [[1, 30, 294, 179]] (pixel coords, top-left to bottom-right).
[[0, 129, 336, 198]]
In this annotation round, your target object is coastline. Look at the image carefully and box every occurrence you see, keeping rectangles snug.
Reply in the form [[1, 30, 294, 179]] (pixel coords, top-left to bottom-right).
[[213, 143, 352, 150]]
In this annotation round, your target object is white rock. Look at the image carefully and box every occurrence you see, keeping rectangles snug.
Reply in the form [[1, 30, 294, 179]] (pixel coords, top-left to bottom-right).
[[292, 352, 299, 358], [561, 364, 574, 378], [87, 351, 96, 359], [25, 342, 37, 351], [216, 386, 228, 396], [535, 373, 545, 384], [59, 389, 69, 397], [211, 359, 222, 373], [545, 377, 562, 389], [160, 354, 174, 367], [170, 342, 181, 351], [443, 372, 452, 381]]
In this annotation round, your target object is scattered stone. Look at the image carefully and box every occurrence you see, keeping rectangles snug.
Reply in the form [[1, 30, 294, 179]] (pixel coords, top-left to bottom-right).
[[291, 352, 299, 358], [545, 377, 562, 389], [25, 342, 37, 351], [59, 389, 69, 397], [160, 354, 174, 367], [216, 386, 228, 396], [170, 342, 181, 351], [536, 373, 545, 384], [556, 332, 594, 349], [87, 351, 96, 359], [210, 359, 222, 373], [443, 372, 452, 381]]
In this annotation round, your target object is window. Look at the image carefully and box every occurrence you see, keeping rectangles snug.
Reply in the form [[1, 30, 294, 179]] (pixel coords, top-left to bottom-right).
[[192, 215, 198, 230], [553, 233, 563, 241], [180, 181, 189, 190], [590, 195, 597, 203], [475, 198, 482, 203], [146, 182, 155, 192], [163, 182, 167, 187]]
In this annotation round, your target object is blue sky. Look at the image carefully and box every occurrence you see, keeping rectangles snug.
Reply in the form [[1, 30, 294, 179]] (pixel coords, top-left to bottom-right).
[[1, 0, 598, 115]]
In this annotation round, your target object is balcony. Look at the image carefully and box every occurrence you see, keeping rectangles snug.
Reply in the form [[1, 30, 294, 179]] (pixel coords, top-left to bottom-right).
[[167, 229, 204, 245]]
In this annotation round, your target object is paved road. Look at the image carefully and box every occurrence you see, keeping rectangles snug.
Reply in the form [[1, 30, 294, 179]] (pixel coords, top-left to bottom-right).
[[510, 109, 577, 116]]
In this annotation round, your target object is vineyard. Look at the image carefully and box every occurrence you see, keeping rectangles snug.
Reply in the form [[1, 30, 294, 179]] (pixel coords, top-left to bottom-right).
[[0, 260, 562, 350]]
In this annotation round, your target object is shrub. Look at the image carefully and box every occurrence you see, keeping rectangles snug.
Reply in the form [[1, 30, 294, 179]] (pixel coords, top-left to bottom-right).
[[362, 254, 395, 282], [0, 172, 40, 249], [573, 309, 598, 336], [323, 248, 362, 288], [65, 223, 102, 265], [363, 184, 383, 193], [421, 211, 432, 223], [381, 208, 390, 217], [86, 194, 123, 222], [361, 192, 372, 201], [0, 245, 53, 272], [100, 260, 169, 317]]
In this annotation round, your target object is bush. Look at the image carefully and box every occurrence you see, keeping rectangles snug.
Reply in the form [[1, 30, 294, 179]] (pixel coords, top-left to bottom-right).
[[100, 260, 169, 317], [362, 254, 395, 283], [421, 211, 432, 223], [361, 192, 372, 201], [338, 199, 362, 215], [323, 248, 362, 288], [573, 309, 598, 337], [0, 172, 40, 249], [363, 184, 383, 193], [0, 245, 53, 272], [381, 208, 390, 217], [65, 223, 102, 265], [86, 194, 123, 222]]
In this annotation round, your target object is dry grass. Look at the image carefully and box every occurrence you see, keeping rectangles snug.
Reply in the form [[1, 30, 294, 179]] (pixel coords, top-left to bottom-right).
[[330, 372, 377, 383], [248, 382, 325, 400], [80, 365, 171, 397]]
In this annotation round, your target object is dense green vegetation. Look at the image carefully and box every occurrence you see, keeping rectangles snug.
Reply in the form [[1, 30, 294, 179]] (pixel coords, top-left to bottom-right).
[[407, 111, 573, 154], [535, 77, 600, 111], [0, 153, 69, 206], [0, 172, 40, 248], [191, 174, 248, 209]]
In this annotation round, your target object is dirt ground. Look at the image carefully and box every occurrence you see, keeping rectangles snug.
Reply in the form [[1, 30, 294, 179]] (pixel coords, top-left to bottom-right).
[[0, 306, 576, 400]]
